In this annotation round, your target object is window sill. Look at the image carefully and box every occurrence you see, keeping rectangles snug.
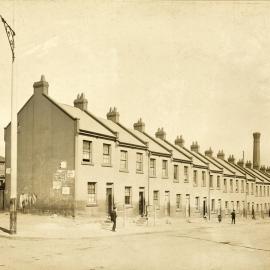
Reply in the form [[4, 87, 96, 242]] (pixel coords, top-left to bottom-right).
[[101, 163, 112, 167], [119, 169, 129, 173], [81, 161, 94, 166], [86, 204, 98, 207], [162, 176, 169, 179], [136, 171, 144, 174], [149, 176, 156, 178]]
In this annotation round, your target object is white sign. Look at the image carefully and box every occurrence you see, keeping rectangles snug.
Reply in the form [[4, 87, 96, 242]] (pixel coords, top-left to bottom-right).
[[6, 168, 11, 174], [62, 186, 70, 195]]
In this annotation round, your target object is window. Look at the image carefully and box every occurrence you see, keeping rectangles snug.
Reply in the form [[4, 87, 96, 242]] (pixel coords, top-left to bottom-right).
[[260, 186, 262, 197], [217, 176, 220, 189], [251, 183, 254, 195], [150, 159, 156, 177], [210, 175, 213, 188], [153, 191, 159, 209], [173, 165, 179, 182], [241, 180, 244, 193], [120, 150, 128, 171], [235, 180, 239, 193], [125, 187, 132, 205], [231, 201, 234, 211], [230, 179, 233, 193], [193, 170, 198, 186], [136, 153, 143, 173], [224, 179, 227, 193], [202, 171, 206, 187], [256, 204, 259, 212], [225, 201, 229, 211], [184, 166, 189, 182], [195, 197, 200, 210], [87, 182, 96, 205], [211, 199, 215, 212], [264, 186, 266, 197], [236, 201, 240, 212], [162, 160, 168, 178], [176, 194, 182, 210], [246, 183, 249, 195], [247, 202, 250, 213], [256, 186, 258, 196], [103, 144, 111, 165], [83, 140, 92, 162]]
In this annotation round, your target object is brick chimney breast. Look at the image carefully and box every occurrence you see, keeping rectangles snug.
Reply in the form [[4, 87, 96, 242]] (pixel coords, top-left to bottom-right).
[[237, 159, 244, 167], [133, 118, 145, 132], [175, 135, 184, 147], [74, 93, 88, 111], [33, 74, 49, 95], [228, 155, 235, 164], [217, 150, 225, 160], [205, 147, 213, 157], [190, 141, 199, 153], [107, 107, 119, 123], [155, 128, 166, 140]]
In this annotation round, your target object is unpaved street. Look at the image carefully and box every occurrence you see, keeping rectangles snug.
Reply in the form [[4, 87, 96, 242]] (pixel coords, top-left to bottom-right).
[[1, 220, 270, 270]]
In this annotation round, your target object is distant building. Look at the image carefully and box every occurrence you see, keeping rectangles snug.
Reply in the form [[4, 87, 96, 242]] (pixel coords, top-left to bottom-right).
[[4, 76, 270, 218], [0, 156, 5, 209]]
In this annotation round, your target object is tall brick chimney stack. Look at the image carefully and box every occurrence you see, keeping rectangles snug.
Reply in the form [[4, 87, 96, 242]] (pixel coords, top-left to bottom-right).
[[253, 132, 261, 170], [205, 147, 213, 158], [155, 128, 166, 140], [74, 93, 88, 111], [133, 118, 145, 132], [107, 107, 120, 123], [33, 75, 49, 95], [190, 141, 199, 153], [175, 135, 184, 147]]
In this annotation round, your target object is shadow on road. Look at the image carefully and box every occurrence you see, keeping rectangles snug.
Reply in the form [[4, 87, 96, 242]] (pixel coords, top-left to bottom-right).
[[0, 226, 10, 234]]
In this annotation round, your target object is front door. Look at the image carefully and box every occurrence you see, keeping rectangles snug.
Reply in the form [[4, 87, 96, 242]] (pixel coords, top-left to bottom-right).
[[185, 194, 190, 217], [106, 187, 113, 216], [203, 198, 207, 217], [165, 191, 170, 216], [139, 191, 145, 216]]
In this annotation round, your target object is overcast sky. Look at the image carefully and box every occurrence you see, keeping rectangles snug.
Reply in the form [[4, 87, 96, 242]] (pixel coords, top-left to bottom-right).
[[1, 1, 270, 165]]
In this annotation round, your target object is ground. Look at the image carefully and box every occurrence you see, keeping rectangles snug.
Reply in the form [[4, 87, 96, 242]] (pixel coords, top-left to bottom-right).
[[0, 213, 270, 270]]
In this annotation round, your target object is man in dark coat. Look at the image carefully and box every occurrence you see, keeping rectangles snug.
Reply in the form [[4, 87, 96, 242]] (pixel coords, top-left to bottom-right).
[[111, 206, 117, 232], [231, 210, 236, 224], [252, 208, 255, 219]]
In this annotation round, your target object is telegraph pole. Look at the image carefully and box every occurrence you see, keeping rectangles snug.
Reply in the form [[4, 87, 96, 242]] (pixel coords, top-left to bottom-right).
[[1, 15, 17, 234]]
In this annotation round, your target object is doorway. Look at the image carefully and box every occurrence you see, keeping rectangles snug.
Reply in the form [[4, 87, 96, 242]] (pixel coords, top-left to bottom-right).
[[139, 189, 145, 216], [203, 198, 207, 217], [185, 194, 190, 217], [106, 185, 114, 216], [165, 191, 170, 216]]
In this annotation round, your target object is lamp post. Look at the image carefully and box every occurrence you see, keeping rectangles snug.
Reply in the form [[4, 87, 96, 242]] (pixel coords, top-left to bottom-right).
[[1, 15, 17, 234]]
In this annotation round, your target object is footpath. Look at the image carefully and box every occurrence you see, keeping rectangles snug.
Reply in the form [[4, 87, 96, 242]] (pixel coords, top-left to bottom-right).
[[0, 211, 269, 240]]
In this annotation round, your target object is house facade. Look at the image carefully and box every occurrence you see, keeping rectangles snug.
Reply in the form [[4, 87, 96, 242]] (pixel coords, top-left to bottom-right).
[[4, 76, 270, 219]]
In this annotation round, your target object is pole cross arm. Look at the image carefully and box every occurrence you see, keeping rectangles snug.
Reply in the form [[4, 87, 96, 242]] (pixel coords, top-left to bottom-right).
[[0, 15, 15, 62]]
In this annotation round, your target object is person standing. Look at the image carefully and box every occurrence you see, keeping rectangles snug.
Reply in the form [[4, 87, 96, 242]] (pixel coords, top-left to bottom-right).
[[252, 208, 255, 220], [111, 206, 117, 232], [231, 209, 236, 224]]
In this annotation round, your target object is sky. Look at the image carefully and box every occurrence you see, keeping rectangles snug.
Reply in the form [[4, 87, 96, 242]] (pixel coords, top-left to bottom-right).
[[1, 0, 270, 165]]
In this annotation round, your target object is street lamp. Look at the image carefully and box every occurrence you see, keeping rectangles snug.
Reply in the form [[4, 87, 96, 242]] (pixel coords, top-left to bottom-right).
[[1, 15, 17, 234]]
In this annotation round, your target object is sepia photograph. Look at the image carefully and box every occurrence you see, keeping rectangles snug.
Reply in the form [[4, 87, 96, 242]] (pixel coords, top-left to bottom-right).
[[0, 0, 270, 269]]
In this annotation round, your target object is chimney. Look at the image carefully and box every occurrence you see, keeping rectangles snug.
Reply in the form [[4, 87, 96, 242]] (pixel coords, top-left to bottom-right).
[[33, 75, 49, 95], [266, 166, 270, 174], [133, 118, 145, 132], [107, 107, 119, 123], [228, 155, 235, 164], [237, 159, 244, 167], [155, 128, 166, 140], [260, 165, 266, 173], [190, 141, 199, 153], [217, 150, 225, 160], [253, 132, 261, 170], [245, 160, 252, 169], [175, 135, 185, 147], [205, 147, 213, 158], [74, 93, 88, 111]]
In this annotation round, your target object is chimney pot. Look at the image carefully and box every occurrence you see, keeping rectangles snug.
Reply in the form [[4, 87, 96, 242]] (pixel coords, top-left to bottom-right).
[[133, 118, 145, 132], [107, 107, 120, 123], [155, 128, 166, 140], [33, 74, 49, 95], [190, 141, 200, 153], [74, 92, 88, 111]]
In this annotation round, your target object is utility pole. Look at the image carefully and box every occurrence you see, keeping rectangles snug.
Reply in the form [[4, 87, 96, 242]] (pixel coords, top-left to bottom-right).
[[1, 14, 17, 234]]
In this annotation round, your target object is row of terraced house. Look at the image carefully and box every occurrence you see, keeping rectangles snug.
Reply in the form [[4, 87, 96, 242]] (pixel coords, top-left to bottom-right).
[[4, 75, 270, 219]]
